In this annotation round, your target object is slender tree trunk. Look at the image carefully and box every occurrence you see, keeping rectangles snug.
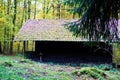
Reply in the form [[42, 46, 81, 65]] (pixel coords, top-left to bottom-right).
[[10, 0, 17, 54], [0, 0, 3, 53], [17, 42, 20, 54], [7, 0, 10, 14], [46, 1, 50, 14], [3, 1, 6, 14], [24, 0, 27, 21], [3, 0, 10, 54], [3, 26, 6, 54], [13, 0, 17, 25], [73, 12, 75, 19], [21, 13, 24, 27], [6, 0, 12, 54], [52, 4, 55, 18], [52, 0, 55, 18], [28, 0, 31, 19], [57, 3, 60, 19], [0, 41, 2, 53], [26, 0, 31, 51], [72, 4, 76, 19], [9, 41, 13, 54], [32, 41, 35, 51], [34, 0, 37, 19], [23, 41, 26, 58], [26, 41, 28, 51], [20, 0, 26, 27], [43, 0, 46, 19]]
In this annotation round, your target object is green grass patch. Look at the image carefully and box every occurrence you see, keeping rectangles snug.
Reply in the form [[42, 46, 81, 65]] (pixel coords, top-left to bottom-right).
[[0, 55, 120, 80], [72, 67, 108, 80]]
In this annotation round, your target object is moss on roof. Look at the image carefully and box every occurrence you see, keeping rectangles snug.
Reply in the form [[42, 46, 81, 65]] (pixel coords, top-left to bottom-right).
[[14, 19, 120, 41], [14, 19, 85, 41]]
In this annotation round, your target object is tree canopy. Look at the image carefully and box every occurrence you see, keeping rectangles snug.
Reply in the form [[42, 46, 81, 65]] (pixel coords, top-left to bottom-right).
[[65, 0, 120, 41]]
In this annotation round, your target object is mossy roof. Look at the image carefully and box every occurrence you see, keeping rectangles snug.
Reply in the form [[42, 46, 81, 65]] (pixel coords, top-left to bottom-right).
[[14, 19, 120, 42], [14, 19, 86, 41]]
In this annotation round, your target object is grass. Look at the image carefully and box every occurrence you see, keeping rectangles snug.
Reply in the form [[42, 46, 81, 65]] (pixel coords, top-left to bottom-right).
[[0, 54, 120, 80], [72, 67, 107, 80]]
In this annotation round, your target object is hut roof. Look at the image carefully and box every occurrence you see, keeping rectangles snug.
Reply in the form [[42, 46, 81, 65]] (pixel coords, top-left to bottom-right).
[[14, 19, 85, 41], [118, 19, 120, 37], [14, 19, 120, 41]]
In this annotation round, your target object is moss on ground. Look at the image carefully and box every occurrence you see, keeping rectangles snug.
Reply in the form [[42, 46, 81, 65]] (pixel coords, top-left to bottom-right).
[[72, 67, 107, 80], [0, 55, 120, 80]]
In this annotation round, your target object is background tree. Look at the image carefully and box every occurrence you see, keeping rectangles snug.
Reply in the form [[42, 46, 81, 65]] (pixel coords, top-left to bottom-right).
[[34, 0, 37, 19], [0, 1, 4, 53], [43, 0, 46, 19], [65, 0, 120, 41], [56, 0, 61, 19], [13, 0, 17, 25], [9, 0, 17, 54], [28, 0, 31, 19]]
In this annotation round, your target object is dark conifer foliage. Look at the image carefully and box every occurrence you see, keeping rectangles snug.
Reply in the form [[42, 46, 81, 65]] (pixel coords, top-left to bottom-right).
[[65, 0, 120, 41]]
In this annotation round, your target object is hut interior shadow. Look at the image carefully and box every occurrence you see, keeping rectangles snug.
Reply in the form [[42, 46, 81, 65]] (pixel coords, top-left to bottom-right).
[[32, 41, 112, 64]]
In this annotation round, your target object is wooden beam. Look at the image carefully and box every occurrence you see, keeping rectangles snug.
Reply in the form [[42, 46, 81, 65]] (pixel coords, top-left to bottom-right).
[[23, 41, 25, 58]]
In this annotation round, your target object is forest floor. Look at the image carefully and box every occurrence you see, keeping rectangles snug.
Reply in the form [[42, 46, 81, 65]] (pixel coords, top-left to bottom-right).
[[0, 54, 120, 80]]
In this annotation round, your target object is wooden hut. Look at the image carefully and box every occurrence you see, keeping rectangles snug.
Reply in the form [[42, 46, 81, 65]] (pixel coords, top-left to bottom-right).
[[14, 19, 117, 63]]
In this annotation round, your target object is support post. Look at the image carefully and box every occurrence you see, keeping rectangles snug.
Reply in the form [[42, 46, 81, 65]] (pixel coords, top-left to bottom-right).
[[39, 52, 43, 62], [23, 41, 25, 58]]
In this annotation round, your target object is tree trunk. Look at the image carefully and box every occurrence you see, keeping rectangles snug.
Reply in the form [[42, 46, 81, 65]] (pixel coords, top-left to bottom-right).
[[24, 0, 27, 21], [17, 42, 20, 54], [52, 4, 55, 18], [7, 0, 10, 14], [72, 4, 76, 19], [7, 26, 10, 54], [32, 41, 35, 51], [0, 42, 1, 53], [26, 0, 31, 51], [43, 0, 46, 19], [28, 0, 31, 19], [13, 0, 17, 25], [10, 0, 17, 54], [57, 3, 60, 19], [26, 41, 28, 51], [23, 41, 26, 58], [34, 0, 37, 19], [20, 0, 26, 27], [3, 26, 6, 54]]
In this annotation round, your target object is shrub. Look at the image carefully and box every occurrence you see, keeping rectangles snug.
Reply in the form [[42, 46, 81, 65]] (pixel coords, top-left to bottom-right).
[[2, 61, 13, 67], [72, 67, 107, 80]]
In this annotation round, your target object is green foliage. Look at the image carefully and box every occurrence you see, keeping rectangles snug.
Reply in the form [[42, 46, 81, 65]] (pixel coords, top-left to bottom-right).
[[2, 61, 13, 67], [97, 64, 112, 71], [65, 0, 120, 41], [0, 55, 120, 80], [0, 66, 25, 80], [72, 67, 107, 80]]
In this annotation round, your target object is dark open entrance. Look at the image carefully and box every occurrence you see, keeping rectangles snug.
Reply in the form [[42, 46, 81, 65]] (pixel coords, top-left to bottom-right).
[[35, 41, 112, 63]]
